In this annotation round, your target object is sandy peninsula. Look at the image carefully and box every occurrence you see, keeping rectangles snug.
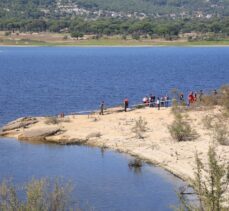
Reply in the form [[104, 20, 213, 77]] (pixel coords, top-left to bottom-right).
[[1, 106, 229, 185]]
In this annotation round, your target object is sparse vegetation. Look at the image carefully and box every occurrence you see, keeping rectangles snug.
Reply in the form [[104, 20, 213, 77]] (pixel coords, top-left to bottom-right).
[[45, 116, 70, 125], [213, 122, 229, 146], [168, 113, 198, 142], [132, 117, 148, 139], [45, 116, 59, 124], [176, 145, 229, 211], [135, 104, 146, 109], [199, 85, 229, 111], [0, 178, 73, 211], [219, 85, 229, 113], [202, 115, 214, 130], [202, 113, 229, 146], [171, 99, 186, 114]]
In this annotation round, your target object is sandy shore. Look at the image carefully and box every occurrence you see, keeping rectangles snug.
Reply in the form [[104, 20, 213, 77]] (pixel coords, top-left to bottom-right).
[[1, 106, 229, 185]]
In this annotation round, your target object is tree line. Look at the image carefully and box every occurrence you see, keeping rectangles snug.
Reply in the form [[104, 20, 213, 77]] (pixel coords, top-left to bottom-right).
[[0, 17, 229, 40]]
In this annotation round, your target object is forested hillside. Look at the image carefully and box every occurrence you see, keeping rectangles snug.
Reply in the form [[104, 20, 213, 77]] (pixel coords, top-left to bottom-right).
[[0, 0, 229, 19], [0, 0, 228, 41]]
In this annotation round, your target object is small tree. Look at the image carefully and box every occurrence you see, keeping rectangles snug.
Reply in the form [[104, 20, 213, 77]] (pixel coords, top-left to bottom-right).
[[176, 146, 229, 211], [71, 32, 84, 40]]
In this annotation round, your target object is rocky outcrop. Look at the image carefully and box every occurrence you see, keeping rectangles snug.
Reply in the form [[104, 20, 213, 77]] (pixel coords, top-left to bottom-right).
[[2, 117, 38, 132], [18, 127, 62, 142]]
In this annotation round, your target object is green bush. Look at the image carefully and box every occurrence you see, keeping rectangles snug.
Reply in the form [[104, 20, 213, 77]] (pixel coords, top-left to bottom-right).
[[168, 113, 198, 142]]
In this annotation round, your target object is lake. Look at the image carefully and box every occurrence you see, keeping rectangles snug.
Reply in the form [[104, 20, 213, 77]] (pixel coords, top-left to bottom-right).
[[0, 47, 228, 210], [0, 47, 228, 124], [0, 138, 187, 211]]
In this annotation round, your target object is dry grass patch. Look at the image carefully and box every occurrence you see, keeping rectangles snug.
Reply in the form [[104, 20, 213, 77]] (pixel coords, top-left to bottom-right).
[[213, 122, 229, 146], [132, 117, 148, 139], [45, 116, 71, 125]]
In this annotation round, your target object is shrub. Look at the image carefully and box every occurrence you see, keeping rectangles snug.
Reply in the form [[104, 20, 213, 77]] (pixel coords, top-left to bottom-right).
[[122, 34, 127, 40], [132, 117, 148, 139], [128, 159, 143, 174], [176, 146, 229, 211], [128, 159, 142, 168], [0, 178, 73, 211], [213, 122, 229, 146], [4, 31, 11, 36], [71, 32, 84, 39], [168, 113, 198, 142], [132, 33, 140, 40]]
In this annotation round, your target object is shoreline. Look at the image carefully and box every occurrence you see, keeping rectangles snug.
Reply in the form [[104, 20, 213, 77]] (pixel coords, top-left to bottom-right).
[[1, 106, 229, 187], [1, 44, 229, 48]]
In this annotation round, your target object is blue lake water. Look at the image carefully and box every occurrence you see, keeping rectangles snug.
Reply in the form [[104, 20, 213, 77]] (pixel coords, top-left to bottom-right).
[[0, 47, 228, 210], [0, 138, 186, 211], [0, 47, 228, 125]]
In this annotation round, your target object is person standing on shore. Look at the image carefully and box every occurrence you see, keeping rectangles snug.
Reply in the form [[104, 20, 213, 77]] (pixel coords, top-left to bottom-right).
[[100, 101, 105, 115], [156, 97, 160, 110], [188, 92, 194, 105], [180, 93, 184, 103], [199, 90, 203, 102], [124, 98, 129, 112]]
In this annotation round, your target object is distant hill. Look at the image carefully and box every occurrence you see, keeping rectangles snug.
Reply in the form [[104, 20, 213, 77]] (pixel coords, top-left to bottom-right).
[[0, 0, 229, 19]]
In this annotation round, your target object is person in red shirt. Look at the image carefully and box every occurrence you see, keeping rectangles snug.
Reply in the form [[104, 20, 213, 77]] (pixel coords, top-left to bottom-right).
[[188, 92, 194, 105], [124, 98, 129, 112]]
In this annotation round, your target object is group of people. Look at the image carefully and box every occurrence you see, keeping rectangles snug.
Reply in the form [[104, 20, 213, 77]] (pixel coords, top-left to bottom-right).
[[99, 89, 219, 115], [142, 94, 170, 110], [99, 94, 170, 115], [180, 89, 218, 106]]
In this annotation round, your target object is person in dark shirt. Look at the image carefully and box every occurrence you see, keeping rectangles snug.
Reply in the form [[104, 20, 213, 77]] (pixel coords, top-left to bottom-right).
[[100, 101, 105, 115], [124, 98, 129, 112]]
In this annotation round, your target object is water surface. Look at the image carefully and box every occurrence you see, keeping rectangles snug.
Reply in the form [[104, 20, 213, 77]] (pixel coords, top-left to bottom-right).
[[0, 47, 228, 124], [0, 138, 185, 211]]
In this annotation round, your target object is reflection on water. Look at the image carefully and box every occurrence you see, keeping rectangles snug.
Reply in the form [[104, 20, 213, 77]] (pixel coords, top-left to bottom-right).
[[0, 138, 187, 211]]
